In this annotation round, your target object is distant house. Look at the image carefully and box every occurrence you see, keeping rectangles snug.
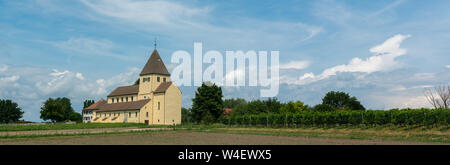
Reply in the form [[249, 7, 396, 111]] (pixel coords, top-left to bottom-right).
[[84, 49, 182, 125], [223, 108, 232, 117], [82, 100, 104, 123]]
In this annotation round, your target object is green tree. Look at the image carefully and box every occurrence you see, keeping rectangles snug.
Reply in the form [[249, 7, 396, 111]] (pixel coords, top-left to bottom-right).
[[40, 97, 76, 122], [263, 97, 282, 113], [191, 82, 223, 124], [134, 78, 140, 85], [83, 100, 95, 109], [280, 101, 308, 114], [223, 98, 246, 109], [322, 91, 365, 110], [69, 112, 82, 123], [0, 99, 24, 123], [181, 107, 192, 123], [313, 104, 336, 112]]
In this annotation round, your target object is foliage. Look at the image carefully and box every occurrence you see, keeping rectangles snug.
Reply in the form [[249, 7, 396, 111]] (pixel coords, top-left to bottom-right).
[[0, 99, 24, 123], [69, 112, 83, 123], [181, 107, 192, 123], [263, 98, 282, 113], [134, 78, 140, 85], [191, 82, 224, 124], [40, 97, 77, 122], [83, 100, 95, 109], [223, 98, 247, 109], [280, 101, 308, 114], [313, 104, 336, 112], [322, 91, 365, 110], [223, 108, 450, 126]]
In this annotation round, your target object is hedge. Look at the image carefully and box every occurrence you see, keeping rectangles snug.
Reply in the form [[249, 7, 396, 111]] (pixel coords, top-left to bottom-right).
[[221, 108, 450, 127]]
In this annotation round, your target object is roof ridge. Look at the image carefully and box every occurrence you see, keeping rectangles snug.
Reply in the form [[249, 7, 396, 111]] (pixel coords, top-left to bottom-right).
[[139, 49, 170, 76]]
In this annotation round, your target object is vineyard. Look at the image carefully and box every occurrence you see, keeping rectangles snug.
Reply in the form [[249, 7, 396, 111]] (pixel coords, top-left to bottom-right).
[[220, 108, 450, 127]]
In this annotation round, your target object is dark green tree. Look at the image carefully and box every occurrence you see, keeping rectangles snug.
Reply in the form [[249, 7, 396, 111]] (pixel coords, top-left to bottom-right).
[[322, 91, 365, 110], [181, 107, 192, 123], [69, 112, 82, 123], [40, 97, 76, 122], [83, 100, 95, 109], [280, 101, 308, 114], [191, 82, 223, 124], [0, 99, 24, 123], [313, 104, 336, 112], [134, 78, 140, 85], [263, 97, 282, 113], [223, 98, 247, 109]]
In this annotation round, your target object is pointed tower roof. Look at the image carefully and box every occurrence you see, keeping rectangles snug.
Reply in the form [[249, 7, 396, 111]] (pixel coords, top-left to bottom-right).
[[140, 49, 170, 76]]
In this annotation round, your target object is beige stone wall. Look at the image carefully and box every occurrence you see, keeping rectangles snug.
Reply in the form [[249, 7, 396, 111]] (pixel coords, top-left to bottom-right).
[[139, 100, 153, 124], [138, 74, 170, 100], [153, 93, 165, 124], [91, 110, 140, 123], [163, 83, 181, 125], [107, 94, 138, 104]]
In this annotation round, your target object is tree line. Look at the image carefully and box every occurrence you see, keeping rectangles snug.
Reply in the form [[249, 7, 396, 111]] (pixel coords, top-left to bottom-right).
[[183, 82, 367, 124], [0, 98, 95, 124]]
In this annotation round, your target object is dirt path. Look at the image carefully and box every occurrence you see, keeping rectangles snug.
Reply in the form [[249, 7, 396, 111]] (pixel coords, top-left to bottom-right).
[[0, 131, 446, 145], [0, 127, 171, 136]]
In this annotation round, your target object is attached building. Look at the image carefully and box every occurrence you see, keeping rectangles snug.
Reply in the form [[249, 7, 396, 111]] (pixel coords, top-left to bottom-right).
[[83, 49, 182, 125]]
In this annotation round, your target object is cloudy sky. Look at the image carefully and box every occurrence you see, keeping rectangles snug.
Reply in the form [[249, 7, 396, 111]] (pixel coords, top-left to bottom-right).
[[1, 0, 450, 121]]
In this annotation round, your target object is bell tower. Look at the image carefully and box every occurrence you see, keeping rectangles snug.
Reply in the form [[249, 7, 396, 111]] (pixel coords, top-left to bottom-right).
[[138, 49, 171, 100]]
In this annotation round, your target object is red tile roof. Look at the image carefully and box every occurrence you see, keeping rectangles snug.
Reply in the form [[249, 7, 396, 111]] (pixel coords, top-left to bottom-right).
[[140, 49, 170, 76], [95, 99, 150, 112], [83, 100, 106, 111], [154, 82, 172, 93], [107, 85, 139, 97]]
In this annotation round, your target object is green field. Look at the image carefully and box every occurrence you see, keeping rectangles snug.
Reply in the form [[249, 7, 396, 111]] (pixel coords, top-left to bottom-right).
[[0, 123, 171, 132], [0, 123, 448, 143]]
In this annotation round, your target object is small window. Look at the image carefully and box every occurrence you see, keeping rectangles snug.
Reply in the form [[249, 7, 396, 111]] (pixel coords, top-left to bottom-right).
[[111, 98, 114, 103], [126, 97, 128, 102], [131, 96, 133, 101], [157, 77, 160, 82], [121, 97, 123, 102], [116, 98, 119, 102], [158, 102, 160, 110], [146, 112, 148, 117], [144, 96, 146, 99], [163, 77, 166, 82], [129, 112, 131, 117], [158, 119, 160, 122], [135, 112, 138, 117], [109, 113, 111, 117]]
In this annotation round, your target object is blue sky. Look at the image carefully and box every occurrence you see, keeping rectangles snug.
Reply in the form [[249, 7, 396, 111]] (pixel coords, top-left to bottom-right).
[[1, 0, 449, 121]]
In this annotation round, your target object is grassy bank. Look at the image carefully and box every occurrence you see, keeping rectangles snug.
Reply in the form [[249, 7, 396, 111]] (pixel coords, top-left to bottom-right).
[[0, 123, 172, 132], [0, 123, 448, 143], [180, 124, 450, 143]]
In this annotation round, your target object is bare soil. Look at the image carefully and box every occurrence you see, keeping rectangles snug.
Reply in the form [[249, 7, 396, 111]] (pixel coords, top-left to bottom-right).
[[0, 131, 446, 145]]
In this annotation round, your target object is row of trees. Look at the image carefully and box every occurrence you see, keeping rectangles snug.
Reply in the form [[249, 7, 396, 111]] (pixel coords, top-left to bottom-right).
[[222, 108, 450, 127], [225, 91, 365, 117], [185, 82, 367, 124], [0, 98, 96, 123]]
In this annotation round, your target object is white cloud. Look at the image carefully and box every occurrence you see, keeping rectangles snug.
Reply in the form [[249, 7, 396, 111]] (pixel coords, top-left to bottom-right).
[[80, 0, 211, 26], [75, 73, 85, 80], [285, 34, 411, 85], [0, 64, 8, 72], [280, 60, 310, 70], [0, 75, 20, 82], [446, 65, 450, 69], [51, 37, 136, 61]]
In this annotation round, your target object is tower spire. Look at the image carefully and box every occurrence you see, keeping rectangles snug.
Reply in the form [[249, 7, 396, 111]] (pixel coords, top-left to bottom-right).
[[154, 37, 157, 49]]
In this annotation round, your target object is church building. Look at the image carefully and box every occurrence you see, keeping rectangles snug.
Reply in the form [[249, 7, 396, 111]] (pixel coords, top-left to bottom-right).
[[82, 49, 182, 125]]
